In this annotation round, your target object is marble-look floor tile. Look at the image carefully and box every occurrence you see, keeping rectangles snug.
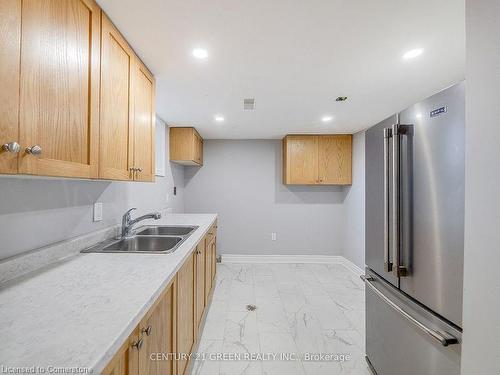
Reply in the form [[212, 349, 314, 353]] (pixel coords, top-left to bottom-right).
[[224, 311, 260, 352], [252, 264, 273, 277], [192, 339, 223, 375], [219, 341, 263, 375], [255, 296, 290, 333], [200, 263, 367, 375], [307, 295, 355, 330], [254, 275, 279, 299], [260, 332, 306, 375], [228, 282, 256, 312]]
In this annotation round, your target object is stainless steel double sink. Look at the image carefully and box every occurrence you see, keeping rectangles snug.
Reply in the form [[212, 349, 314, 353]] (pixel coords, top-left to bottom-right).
[[81, 225, 198, 254]]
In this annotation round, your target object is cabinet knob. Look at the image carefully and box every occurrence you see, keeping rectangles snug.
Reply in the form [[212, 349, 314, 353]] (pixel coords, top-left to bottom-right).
[[132, 338, 144, 350], [2, 142, 21, 153], [25, 145, 42, 155], [141, 325, 152, 336]]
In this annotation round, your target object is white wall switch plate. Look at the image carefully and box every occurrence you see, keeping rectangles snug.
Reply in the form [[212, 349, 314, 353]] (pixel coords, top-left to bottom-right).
[[271, 232, 277, 241], [93, 202, 103, 222]]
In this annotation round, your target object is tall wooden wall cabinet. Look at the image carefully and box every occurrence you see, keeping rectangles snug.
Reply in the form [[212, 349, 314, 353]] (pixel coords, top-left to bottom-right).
[[0, 0, 156, 182]]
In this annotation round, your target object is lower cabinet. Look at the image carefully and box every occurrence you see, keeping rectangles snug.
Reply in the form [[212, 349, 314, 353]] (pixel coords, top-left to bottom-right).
[[139, 285, 175, 375], [103, 282, 175, 375], [176, 253, 195, 375], [194, 242, 206, 331], [103, 222, 218, 375]]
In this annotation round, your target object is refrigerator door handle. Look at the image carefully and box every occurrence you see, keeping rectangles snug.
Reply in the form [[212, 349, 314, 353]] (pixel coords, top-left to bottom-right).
[[383, 128, 393, 272], [361, 275, 459, 347], [392, 124, 408, 277]]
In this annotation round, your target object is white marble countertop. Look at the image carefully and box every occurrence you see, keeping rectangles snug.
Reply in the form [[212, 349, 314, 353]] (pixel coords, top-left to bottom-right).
[[0, 213, 217, 374]]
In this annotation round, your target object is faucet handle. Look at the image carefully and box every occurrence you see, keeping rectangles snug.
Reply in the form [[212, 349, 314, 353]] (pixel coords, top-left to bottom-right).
[[123, 208, 137, 221]]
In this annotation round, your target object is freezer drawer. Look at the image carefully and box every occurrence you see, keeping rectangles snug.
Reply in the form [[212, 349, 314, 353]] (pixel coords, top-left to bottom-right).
[[365, 270, 461, 375]]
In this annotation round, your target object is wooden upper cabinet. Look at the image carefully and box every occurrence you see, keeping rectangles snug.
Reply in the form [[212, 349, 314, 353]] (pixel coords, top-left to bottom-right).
[[318, 135, 352, 185], [283, 135, 319, 184], [283, 134, 352, 185], [18, 0, 101, 178], [170, 127, 204, 166], [99, 12, 135, 181], [133, 61, 156, 182], [0, 0, 21, 174]]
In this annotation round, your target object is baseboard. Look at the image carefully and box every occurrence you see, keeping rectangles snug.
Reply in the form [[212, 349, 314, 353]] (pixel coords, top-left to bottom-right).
[[220, 254, 364, 276]]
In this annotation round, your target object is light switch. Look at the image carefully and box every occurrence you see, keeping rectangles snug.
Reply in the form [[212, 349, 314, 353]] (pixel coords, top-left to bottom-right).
[[271, 232, 277, 241], [93, 202, 103, 222]]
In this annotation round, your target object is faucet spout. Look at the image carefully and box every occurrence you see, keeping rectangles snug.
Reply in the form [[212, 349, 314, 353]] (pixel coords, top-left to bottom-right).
[[121, 209, 162, 238]]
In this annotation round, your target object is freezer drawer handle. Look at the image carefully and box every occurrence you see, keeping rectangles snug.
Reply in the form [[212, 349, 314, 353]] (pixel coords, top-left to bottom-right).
[[361, 275, 459, 347]]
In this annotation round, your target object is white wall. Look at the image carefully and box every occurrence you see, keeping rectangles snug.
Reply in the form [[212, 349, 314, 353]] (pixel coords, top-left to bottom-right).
[[183, 140, 348, 256], [342, 131, 365, 269], [0, 118, 185, 260], [461, 1, 500, 373]]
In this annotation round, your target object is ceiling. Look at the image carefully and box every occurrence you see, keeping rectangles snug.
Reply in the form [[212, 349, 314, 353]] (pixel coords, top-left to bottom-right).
[[97, 0, 465, 139]]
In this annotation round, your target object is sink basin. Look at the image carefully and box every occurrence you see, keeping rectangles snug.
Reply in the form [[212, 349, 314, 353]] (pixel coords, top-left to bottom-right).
[[135, 225, 197, 236], [98, 236, 183, 253], [81, 225, 198, 254]]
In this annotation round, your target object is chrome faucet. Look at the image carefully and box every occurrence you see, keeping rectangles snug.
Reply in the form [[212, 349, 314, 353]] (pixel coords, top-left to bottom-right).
[[121, 208, 161, 238]]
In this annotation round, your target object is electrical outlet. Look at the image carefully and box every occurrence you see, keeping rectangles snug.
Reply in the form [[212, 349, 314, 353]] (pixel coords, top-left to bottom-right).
[[271, 232, 277, 241], [93, 202, 103, 222]]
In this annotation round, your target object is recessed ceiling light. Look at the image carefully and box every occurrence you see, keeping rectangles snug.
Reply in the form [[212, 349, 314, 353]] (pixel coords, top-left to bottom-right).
[[416, 113, 422, 119], [403, 48, 424, 60], [192, 48, 208, 59], [321, 116, 333, 123], [214, 115, 225, 122]]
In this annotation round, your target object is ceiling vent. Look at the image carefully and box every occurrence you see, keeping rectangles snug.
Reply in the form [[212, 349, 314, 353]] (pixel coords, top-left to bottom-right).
[[244, 98, 255, 110]]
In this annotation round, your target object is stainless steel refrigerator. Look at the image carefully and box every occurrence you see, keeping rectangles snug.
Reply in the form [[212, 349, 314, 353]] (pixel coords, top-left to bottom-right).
[[364, 82, 464, 375]]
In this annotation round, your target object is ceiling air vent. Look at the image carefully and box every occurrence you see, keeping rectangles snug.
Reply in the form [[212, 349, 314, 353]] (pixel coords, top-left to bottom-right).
[[244, 98, 255, 110]]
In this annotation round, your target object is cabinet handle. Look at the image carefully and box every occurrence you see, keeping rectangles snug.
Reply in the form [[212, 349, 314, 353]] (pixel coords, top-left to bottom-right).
[[25, 145, 42, 155], [137, 167, 143, 172], [2, 142, 21, 153], [141, 325, 152, 336], [132, 338, 144, 350]]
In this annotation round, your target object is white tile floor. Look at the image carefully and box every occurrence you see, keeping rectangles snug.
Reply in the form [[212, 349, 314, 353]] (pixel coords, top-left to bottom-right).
[[191, 263, 372, 375]]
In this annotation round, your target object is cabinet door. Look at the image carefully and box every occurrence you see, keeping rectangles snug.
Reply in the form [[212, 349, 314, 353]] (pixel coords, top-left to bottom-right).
[[18, 0, 100, 178], [133, 60, 155, 182], [318, 135, 352, 185], [176, 254, 195, 375], [0, 0, 21, 174], [102, 329, 140, 375], [195, 242, 205, 331], [204, 238, 212, 303], [100, 13, 134, 180], [139, 285, 175, 375], [284, 136, 319, 184], [211, 238, 217, 282], [194, 132, 203, 165]]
